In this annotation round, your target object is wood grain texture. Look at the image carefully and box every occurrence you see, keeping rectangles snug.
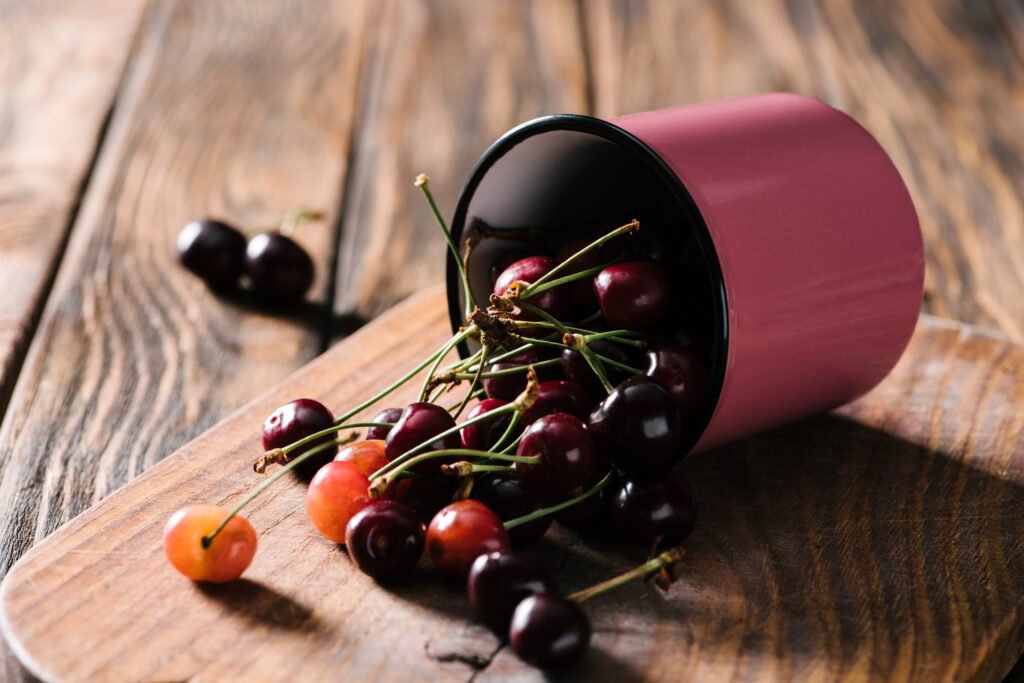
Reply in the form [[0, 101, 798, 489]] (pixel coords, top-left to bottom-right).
[[331, 0, 589, 322], [1, 288, 1022, 682], [0, 0, 147, 412], [0, 0, 370, 578], [583, 0, 1024, 341]]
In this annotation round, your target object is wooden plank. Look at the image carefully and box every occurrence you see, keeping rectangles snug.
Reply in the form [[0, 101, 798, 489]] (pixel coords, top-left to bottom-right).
[[583, 0, 1024, 341], [331, 0, 590, 322], [1, 287, 1022, 681], [0, 0, 148, 413], [0, 0, 371, 579]]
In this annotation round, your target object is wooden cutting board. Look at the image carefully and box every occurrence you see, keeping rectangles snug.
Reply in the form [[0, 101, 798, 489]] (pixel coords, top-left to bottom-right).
[[2, 285, 1022, 682]]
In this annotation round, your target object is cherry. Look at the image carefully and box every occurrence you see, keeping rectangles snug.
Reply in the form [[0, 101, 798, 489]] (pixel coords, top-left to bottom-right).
[[163, 505, 257, 583], [520, 380, 593, 425], [483, 348, 561, 402], [305, 461, 371, 544], [516, 413, 593, 503], [334, 439, 388, 477], [345, 500, 425, 580], [560, 339, 643, 398], [262, 398, 337, 480], [593, 261, 672, 331], [426, 500, 511, 578], [366, 407, 403, 441], [467, 551, 559, 633], [384, 402, 461, 472], [588, 376, 681, 473], [176, 219, 247, 290], [392, 474, 458, 518], [510, 594, 591, 669], [555, 238, 601, 310], [555, 467, 616, 532], [645, 342, 711, 416], [610, 471, 697, 547], [472, 472, 551, 548], [245, 232, 315, 302], [493, 256, 569, 320], [489, 249, 534, 288], [461, 399, 514, 451]]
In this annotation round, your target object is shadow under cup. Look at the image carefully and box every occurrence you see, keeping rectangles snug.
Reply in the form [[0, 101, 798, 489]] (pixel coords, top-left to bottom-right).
[[446, 93, 924, 457]]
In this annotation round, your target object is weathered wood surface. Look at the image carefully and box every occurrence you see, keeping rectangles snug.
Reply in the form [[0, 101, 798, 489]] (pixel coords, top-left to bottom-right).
[[0, 0, 147, 411], [585, 0, 1024, 341], [1, 289, 1022, 682]]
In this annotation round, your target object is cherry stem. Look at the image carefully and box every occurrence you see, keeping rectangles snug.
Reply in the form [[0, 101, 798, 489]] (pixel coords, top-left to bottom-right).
[[451, 343, 489, 419], [420, 329, 472, 400], [567, 548, 686, 604], [490, 410, 522, 452], [584, 330, 645, 348], [446, 388, 484, 412], [518, 301, 569, 335], [504, 471, 613, 530], [591, 352, 643, 375], [522, 260, 614, 298], [520, 219, 638, 298], [201, 437, 342, 548], [452, 357, 560, 380], [441, 461, 515, 476], [279, 208, 324, 236], [581, 347, 615, 393], [415, 174, 475, 319], [370, 449, 539, 496]]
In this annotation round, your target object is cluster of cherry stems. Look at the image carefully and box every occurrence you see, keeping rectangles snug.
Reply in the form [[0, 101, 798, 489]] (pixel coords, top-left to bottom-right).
[[163, 175, 707, 669]]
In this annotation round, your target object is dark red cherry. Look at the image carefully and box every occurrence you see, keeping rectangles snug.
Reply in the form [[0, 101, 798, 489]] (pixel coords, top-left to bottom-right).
[[176, 218, 246, 289], [366, 407, 403, 441], [593, 261, 672, 331], [385, 402, 461, 472], [560, 339, 643, 398], [245, 232, 315, 302], [555, 466, 616, 532], [645, 342, 711, 416], [520, 380, 593, 425], [493, 256, 569, 320], [472, 472, 551, 548], [468, 551, 559, 633], [344, 500, 425, 580], [483, 348, 561, 402], [489, 249, 534, 288], [589, 376, 681, 473], [510, 594, 591, 669], [600, 224, 674, 263], [516, 413, 593, 503], [392, 473, 458, 519], [262, 398, 337, 480], [556, 238, 602, 310], [426, 500, 511, 578], [461, 399, 515, 451], [610, 471, 697, 547]]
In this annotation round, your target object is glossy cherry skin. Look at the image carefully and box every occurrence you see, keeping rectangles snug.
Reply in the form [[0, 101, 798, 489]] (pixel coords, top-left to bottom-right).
[[556, 237, 601, 310], [345, 500, 425, 581], [593, 261, 672, 331], [366, 407, 403, 441], [177, 219, 247, 289], [560, 339, 643, 398], [472, 472, 551, 548], [305, 461, 371, 544], [461, 399, 514, 451], [392, 474, 458, 519], [520, 380, 593, 426], [489, 249, 534, 288], [163, 505, 257, 583], [385, 402, 461, 472], [334, 439, 388, 477], [510, 594, 591, 669], [493, 256, 569, 320], [555, 465, 616, 532], [483, 348, 561, 402], [262, 398, 337, 480], [610, 472, 697, 547], [589, 376, 682, 473], [645, 342, 711, 416], [245, 232, 315, 302], [468, 551, 559, 633], [516, 413, 594, 503], [426, 500, 511, 578]]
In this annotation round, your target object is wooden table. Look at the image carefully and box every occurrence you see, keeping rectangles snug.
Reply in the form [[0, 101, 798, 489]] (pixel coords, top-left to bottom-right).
[[0, 0, 1020, 680]]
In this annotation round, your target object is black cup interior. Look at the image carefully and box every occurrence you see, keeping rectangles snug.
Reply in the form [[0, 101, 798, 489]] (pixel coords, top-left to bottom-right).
[[447, 114, 728, 454]]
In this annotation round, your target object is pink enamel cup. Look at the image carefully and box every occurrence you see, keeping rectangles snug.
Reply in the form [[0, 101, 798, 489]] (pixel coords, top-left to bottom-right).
[[447, 93, 924, 455]]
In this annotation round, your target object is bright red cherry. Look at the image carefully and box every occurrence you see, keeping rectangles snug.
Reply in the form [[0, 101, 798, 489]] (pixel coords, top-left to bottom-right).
[[472, 472, 551, 548], [176, 219, 247, 290], [426, 500, 511, 578], [645, 342, 710, 416], [510, 594, 591, 669], [245, 232, 315, 302], [384, 402, 461, 472], [366, 407, 403, 441], [461, 399, 515, 451], [468, 551, 559, 633], [516, 413, 593, 503], [610, 471, 697, 547], [520, 380, 593, 425], [345, 500, 425, 580], [493, 256, 569, 320], [262, 398, 337, 480], [593, 261, 672, 331], [163, 505, 257, 583], [588, 376, 682, 473], [306, 461, 371, 544]]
